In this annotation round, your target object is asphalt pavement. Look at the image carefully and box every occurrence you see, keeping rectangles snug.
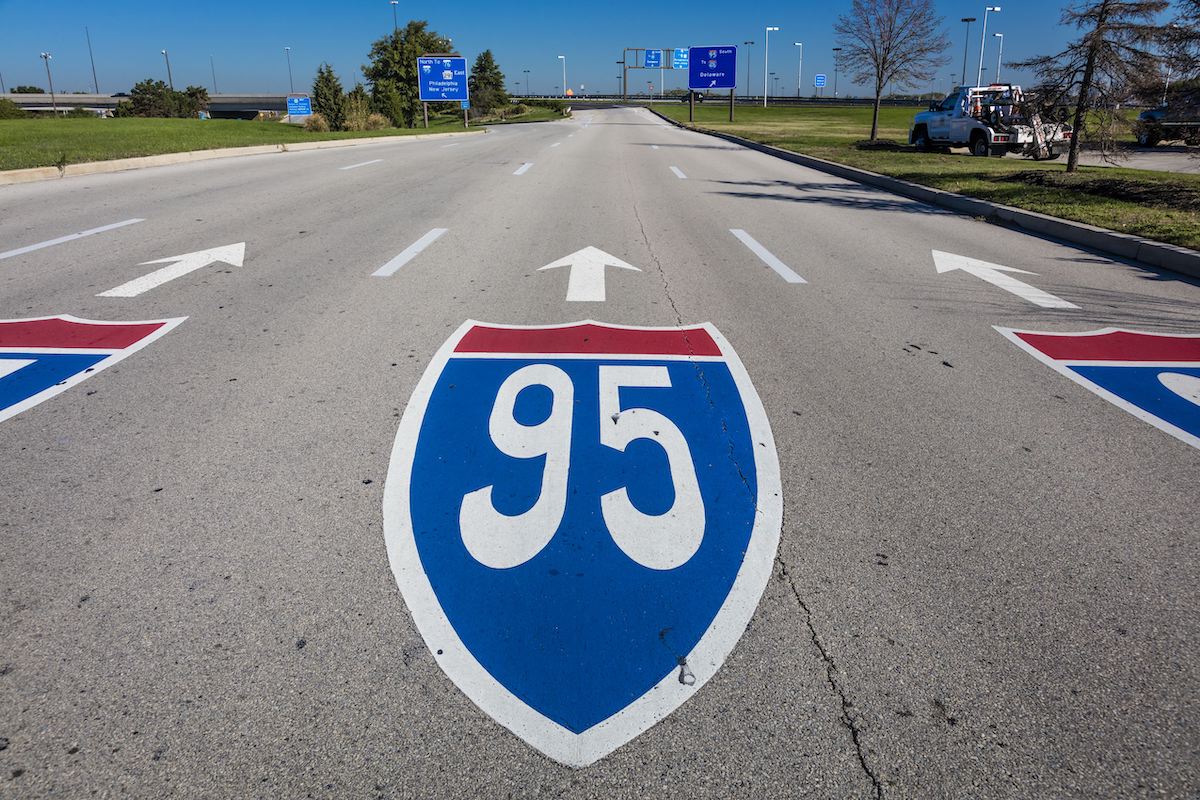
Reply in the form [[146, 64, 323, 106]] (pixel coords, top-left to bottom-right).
[[1, 107, 1197, 799]]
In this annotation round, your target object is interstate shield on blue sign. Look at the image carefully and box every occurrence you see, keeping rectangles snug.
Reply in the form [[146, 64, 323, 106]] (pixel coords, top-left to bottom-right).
[[998, 327, 1200, 450], [383, 321, 781, 766]]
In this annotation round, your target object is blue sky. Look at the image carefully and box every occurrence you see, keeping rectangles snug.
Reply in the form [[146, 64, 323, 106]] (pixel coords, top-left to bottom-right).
[[0, 1, 1184, 97]]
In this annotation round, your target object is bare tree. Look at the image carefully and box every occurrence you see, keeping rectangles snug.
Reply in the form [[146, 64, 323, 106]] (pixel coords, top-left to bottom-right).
[[1011, 0, 1169, 172], [834, 0, 950, 141]]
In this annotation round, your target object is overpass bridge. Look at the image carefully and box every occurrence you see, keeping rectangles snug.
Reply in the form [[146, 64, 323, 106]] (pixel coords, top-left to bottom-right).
[[2, 93, 288, 119]]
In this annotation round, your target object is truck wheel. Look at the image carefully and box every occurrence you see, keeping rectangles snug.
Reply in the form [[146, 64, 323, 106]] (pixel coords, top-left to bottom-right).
[[911, 126, 931, 152], [970, 135, 989, 157], [1136, 130, 1160, 147]]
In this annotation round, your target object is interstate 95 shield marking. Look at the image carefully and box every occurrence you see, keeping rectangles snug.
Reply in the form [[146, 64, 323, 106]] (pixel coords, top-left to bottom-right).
[[382, 321, 782, 766]]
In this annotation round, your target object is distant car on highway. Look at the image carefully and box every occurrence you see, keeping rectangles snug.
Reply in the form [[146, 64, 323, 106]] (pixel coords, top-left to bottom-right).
[[681, 92, 705, 103]]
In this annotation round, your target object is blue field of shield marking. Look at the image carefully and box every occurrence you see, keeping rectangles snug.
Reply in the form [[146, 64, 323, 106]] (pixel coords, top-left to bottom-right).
[[1068, 365, 1200, 439], [0, 352, 108, 411], [409, 356, 758, 734]]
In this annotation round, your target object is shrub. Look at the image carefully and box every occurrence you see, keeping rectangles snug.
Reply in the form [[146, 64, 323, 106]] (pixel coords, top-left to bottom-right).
[[344, 89, 371, 131], [524, 98, 569, 115], [0, 98, 28, 119], [304, 112, 330, 132], [365, 113, 390, 130], [65, 106, 96, 118], [112, 101, 135, 117]]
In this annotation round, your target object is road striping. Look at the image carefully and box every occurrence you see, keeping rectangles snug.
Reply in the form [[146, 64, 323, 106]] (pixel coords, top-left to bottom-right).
[[513, 162, 534, 176], [372, 228, 449, 277], [729, 230, 807, 284], [669, 166, 688, 180], [98, 243, 246, 298], [933, 250, 1079, 309], [0, 218, 144, 262], [441, 142, 462, 148], [651, 145, 660, 150], [339, 159, 383, 170], [550, 142, 562, 148]]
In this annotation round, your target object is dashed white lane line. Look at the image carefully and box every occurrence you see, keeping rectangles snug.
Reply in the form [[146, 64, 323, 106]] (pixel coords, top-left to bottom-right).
[[339, 159, 383, 171], [441, 142, 462, 148], [513, 162, 534, 176], [0, 218, 144, 261], [550, 142, 562, 148], [669, 166, 687, 180], [651, 145, 660, 150], [372, 228, 449, 278], [730, 229, 807, 284]]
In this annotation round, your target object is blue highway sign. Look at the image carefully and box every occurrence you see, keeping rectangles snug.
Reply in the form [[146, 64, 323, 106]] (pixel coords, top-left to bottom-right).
[[688, 46, 737, 90], [672, 48, 689, 70], [814, 73, 828, 88], [644, 49, 663, 69], [286, 95, 312, 117], [418, 56, 469, 102]]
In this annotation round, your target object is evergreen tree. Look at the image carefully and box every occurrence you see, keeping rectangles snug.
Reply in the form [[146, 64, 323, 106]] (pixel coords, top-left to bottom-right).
[[469, 50, 509, 116], [312, 63, 347, 131], [362, 20, 452, 127]]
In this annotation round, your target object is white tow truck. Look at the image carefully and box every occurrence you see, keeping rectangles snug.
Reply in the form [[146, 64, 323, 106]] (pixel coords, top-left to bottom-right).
[[910, 84, 1072, 159]]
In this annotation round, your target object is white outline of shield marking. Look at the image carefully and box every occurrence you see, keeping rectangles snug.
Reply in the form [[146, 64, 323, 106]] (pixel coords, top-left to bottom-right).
[[0, 314, 187, 424], [996, 326, 1200, 451], [382, 320, 783, 767]]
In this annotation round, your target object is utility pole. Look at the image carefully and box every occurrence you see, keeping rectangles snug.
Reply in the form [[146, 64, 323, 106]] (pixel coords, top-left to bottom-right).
[[0, 71, 6, 94], [993, 33, 1004, 83], [558, 55, 566, 98], [832, 47, 842, 98], [977, 6, 1000, 87], [85, 26, 100, 94], [742, 41, 754, 99], [161, 49, 174, 91], [794, 42, 803, 98], [210, 55, 218, 94], [763, 26, 779, 107], [41, 52, 57, 114], [960, 18, 976, 85], [523, 69, 530, 95], [390, 0, 399, 33], [285, 46, 294, 94]]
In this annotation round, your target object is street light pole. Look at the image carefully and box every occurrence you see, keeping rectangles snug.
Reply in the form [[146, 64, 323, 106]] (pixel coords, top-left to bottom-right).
[[558, 55, 566, 98], [977, 6, 1000, 87], [161, 49, 174, 91], [390, 0, 398, 33], [993, 33, 1004, 83], [832, 47, 842, 98], [960, 18, 976, 85], [85, 26, 100, 94], [742, 41, 754, 99], [210, 55, 218, 94], [523, 69, 530, 95], [763, 26, 779, 107], [285, 46, 294, 94], [40, 52, 57, 114], [794, 42, 803, 98]]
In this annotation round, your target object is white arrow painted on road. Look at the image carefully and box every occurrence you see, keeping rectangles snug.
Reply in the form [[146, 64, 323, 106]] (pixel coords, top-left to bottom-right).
[[932, 250, 1079, 309], [538, 246, 641, 302], [98, 243, 246, 298]]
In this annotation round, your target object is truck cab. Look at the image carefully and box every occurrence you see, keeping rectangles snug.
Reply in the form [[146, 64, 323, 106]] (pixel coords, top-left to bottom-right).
[[911, 84, 1071, 159]]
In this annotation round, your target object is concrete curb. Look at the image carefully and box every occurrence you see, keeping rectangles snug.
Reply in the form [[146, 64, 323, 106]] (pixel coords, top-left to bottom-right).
[[649, 108, 1200, 280], [0, 129, 485, 187]]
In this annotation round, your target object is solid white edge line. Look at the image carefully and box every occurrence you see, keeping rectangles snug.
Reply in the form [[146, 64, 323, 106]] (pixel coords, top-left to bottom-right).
[[372, 228, 449, 277], [339, 159, 384, 170], [513, 162, 534, 176], [729, 229, 807, 284], [0, 219, 144, 261], [669, 166, 687, 179]]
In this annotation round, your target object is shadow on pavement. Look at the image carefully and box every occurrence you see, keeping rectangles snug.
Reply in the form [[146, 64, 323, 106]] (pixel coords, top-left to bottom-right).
[[709, 178, 952, 215]]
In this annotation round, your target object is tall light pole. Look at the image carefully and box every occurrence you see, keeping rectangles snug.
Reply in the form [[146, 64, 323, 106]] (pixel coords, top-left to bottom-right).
[[993, 33, 1004, 83], [285, 46, 294, 94], [558, 55, 566, 98], [959, 18, 976, 85], [40, 52, 57, 114], [977, 6, 1000, 87], [210, 55, 218, 94], [794, 42, 803, 98], [832, 46, 843, 98], [390, 0, 398, 33], [85, 26, 100, 94], [523, 69, 530, 95], [743, 41, 754, 98], [161, 49, 174, 91], [763, 26, 779, 107]]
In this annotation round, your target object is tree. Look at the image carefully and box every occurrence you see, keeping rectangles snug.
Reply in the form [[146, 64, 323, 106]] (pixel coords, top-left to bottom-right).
[[834, 0, 950, 141], [13, 85, 44, 94], [127, 79, 208, 117], [469, 50, 509, 116], [312, 63, 347, 131], [362, 20, 452, 127], [1011, 0, 1169, 172]]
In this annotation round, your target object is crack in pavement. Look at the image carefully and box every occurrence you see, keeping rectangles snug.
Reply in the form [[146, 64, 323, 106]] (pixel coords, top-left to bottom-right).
[[777, 553, 884, 799]]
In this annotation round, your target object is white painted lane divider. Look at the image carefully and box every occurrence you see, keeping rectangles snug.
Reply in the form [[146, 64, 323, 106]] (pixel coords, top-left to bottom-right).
[[669, 166, 687, 180], [729, 230, 807, 285], [539, 246, 642, 302], [339, 159, 383, 171], [933, 250, 1079, 309], [372, 228, 449, 278], [651, 145, 660, 150], [550, 142, 562, 148], [513, 162, 534, 176], [98, 243, 246, 298], [441, 142, 462, 148], [0, 218, 144, 262]]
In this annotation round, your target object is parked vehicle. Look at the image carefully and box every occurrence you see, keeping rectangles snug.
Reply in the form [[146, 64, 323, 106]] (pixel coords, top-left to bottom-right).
[[1134, 90, 1200, 147], [910, 84, 1072, 159]]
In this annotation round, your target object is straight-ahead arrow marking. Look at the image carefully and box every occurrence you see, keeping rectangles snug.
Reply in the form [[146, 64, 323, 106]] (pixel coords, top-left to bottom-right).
[[538, 246, 642, 302], [98, 243, 246, 298], [932, 250, 1079, 309]]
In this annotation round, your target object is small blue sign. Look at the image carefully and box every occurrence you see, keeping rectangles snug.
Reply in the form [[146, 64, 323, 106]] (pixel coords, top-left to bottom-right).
[[672, 48, 689, 70], [286, 95, 312, 117], [814, 73, 828, 88], [688, 46, 737, 90], [644, 49, 663, 69], [418, 56, 469, 102], [461, 100, 471, 110]]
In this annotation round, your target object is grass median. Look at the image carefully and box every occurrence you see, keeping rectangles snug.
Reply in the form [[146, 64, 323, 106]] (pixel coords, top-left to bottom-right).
[[652, 103, 1200, 252]]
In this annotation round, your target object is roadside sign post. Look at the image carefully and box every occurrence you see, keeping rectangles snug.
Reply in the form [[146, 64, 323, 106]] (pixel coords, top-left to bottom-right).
[[688, 46, 737, 123], [418, 54, 469, 129], [814, 73, 827, 98], [285, 94, 312, 124]]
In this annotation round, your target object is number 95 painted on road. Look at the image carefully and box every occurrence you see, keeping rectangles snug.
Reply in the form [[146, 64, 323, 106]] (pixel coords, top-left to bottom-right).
[[383, 321, 782, 766]]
